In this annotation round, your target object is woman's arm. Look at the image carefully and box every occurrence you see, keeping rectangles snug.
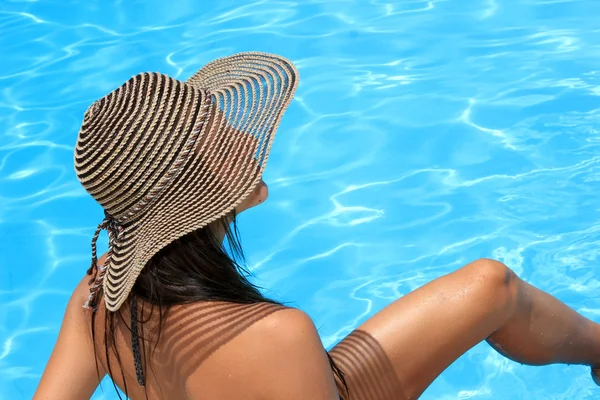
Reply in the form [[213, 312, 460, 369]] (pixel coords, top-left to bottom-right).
[[34, 275, 106, 400]]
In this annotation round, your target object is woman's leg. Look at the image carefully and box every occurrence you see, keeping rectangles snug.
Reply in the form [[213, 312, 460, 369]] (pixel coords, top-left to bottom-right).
[[329, 258, 600, 400]]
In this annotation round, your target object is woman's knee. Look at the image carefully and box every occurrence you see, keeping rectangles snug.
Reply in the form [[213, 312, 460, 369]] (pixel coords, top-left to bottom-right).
[[462, 258, 519, 312]]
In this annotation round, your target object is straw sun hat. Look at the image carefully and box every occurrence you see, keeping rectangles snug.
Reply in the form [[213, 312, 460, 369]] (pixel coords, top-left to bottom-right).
[[73, 52, 299, 312]]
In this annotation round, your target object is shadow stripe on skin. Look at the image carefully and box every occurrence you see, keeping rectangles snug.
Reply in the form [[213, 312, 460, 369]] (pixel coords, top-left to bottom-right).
[[102, 301, 288, 396], [330, 330, 404, 400], [167, 303, 286, 380]]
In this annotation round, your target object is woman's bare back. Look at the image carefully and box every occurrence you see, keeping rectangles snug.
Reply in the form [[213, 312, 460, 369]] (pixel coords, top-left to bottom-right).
[[92, 295, 300, 399]]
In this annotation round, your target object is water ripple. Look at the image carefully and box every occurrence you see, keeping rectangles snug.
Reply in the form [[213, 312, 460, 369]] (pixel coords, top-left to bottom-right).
[[2, 0, 600, 398]]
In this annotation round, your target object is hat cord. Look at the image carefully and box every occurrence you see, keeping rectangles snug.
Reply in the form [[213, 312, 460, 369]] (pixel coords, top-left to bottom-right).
[[83, 209, 124, 311], [131, 295, 145, 386]]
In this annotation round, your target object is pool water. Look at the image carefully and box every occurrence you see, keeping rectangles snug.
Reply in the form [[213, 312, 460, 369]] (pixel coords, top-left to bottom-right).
[[2, 0, 600, 399]]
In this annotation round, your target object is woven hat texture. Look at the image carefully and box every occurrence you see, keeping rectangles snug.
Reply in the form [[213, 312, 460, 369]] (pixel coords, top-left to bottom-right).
[[74, 52, 299, 312]]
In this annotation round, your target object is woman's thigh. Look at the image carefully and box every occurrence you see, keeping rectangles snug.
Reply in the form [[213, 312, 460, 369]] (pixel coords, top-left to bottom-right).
[[329, 258, 518, 400]]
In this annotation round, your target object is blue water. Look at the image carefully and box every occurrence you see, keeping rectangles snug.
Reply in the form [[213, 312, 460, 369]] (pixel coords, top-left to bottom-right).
[[2, 0, 600, 399]]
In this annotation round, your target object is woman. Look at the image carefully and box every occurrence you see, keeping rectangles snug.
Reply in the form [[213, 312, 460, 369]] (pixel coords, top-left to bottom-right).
[[35, 52, 600, 400]]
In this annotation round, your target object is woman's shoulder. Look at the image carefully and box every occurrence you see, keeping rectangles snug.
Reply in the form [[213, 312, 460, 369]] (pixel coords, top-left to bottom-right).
[[170, 301, 316, 349], [163, 300, 308, 352], [155, 300, 312, 364], [166, 300, 297, 330], [183, 304, 338, 399]]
